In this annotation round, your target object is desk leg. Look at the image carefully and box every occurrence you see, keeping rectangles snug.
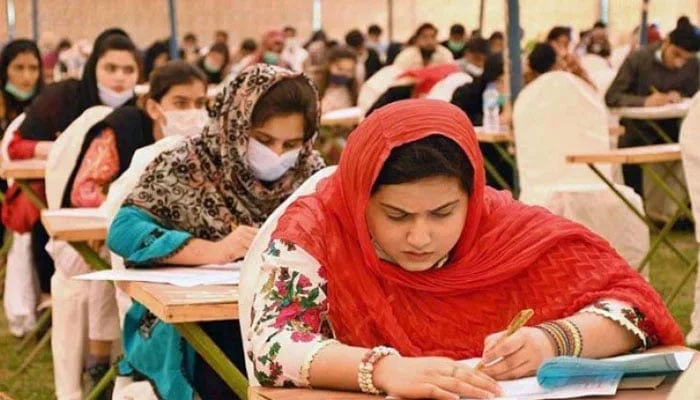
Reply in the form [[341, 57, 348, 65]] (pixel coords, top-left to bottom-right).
[[70, 241, 111, 271], [175, 322, 249, 400], [15, 179, 46, 209], [483, 159, 511, 190], [646, 120, 675, 144], [641, 164, 694, 221], [586, 164, 691, 271]]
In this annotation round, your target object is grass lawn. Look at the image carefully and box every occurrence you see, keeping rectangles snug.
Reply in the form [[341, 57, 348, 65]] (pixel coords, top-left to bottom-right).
[[0, 231, 697, 398]]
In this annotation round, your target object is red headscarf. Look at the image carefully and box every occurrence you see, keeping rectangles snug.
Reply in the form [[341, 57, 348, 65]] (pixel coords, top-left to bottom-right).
[[273, 99, 682, 358]]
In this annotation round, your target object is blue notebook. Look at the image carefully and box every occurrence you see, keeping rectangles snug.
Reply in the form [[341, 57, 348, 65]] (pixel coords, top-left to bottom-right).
[[537, 351, 694, 389]]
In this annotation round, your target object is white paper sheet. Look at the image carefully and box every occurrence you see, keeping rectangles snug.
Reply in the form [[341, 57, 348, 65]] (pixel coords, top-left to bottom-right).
[[42, 207, 107, 218], [456, 359, 620, 400], [74, 263, 241, 287]]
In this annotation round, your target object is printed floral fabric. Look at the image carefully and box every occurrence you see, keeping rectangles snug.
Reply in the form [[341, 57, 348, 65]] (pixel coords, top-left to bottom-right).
[[124, 64, 325, 240], [249, 239, 657, 387], [71, 127, 119, 207]]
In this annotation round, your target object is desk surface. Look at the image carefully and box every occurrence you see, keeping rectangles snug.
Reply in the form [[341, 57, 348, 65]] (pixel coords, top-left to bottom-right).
[[567, 143, 681, 165], [250, 347, 694, 399], [0, 159, 46, 179], [117, 281, 239, 323], [249, 377, 678, 399], [609, 100, 691, 120], [320, 107, 363, 127], [41, 209, 107, 242]]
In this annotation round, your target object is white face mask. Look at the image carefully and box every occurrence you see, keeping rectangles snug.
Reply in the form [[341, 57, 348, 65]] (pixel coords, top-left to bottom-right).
[[158, 106, 209, 137], [246, 137, 301, 182], [98, 83, 134, 107]]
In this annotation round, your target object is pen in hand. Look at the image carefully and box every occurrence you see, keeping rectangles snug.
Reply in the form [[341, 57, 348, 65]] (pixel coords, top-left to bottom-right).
[[475, 309, 535, 371]]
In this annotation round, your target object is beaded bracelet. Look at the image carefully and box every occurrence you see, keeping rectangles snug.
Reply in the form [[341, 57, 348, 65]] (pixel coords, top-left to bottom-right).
[[357, 346, 400, 394]]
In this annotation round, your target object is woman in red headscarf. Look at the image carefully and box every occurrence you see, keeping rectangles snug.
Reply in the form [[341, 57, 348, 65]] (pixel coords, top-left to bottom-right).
[[247, 99, 682, 399]]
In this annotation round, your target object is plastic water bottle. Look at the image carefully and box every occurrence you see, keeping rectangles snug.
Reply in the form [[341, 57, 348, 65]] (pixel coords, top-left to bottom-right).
[[482, 82, 500, 132]]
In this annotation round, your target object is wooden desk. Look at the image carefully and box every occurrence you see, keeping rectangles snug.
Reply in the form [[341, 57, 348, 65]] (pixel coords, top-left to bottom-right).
[[117, 280, 246, 397], [41, 209, 108, 242], [475, 130, 513, 143], [0, 159, 46, 179], [610, 100, 691, 120], [249, 376, 679, 399], [566, 143, 681, 165], [116, 281, 239, 323], [320, 107, 362, 127], [250, 346, 696, 399]]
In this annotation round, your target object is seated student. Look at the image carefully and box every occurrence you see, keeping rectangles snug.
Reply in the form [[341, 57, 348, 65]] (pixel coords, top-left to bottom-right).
[[457, 36, 490, 79], [247, 99, 682, 399], [451, 54, 513, 189], [2, 29, 139, 346], [320, 46, 359, 113], [524, 42, 560, 85], [345, 29, 383, 83], [488, 31, 505, 54], [197, 42, 229, 84], [393, 23, 454, 70], [547, 26, 595, 87], [441, 23, 468, 60], [50, 60, 208, 400], [605, 22, 700, 195], [107, 64, 325, 400], [142, 39, 171, 81]]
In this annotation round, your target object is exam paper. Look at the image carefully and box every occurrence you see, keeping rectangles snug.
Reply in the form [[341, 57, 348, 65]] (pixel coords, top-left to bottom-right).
[[457, 359, 620, 400], [74, 263, 241, 287]]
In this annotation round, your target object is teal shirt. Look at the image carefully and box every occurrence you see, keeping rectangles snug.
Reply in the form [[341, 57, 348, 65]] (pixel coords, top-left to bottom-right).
[[108, 205, 196, 400]]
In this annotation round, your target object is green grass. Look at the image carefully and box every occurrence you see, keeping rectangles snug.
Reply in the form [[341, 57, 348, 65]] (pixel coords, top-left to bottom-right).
[[0, 232, 697, 398]]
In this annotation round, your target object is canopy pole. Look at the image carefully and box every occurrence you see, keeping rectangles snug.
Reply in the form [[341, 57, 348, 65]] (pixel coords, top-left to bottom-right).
[[506, 0, 522, 101], [387, 0, 394, 42], [479, 0, 486, 35], [168, 0, 180, 60], [32, 0, 39, 42], [7, 0, 16, 41], [640, 0, 649, 45]]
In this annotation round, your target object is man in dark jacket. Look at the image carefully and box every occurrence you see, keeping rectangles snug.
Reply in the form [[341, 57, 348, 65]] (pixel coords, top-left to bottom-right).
[[345, 29, 383, 83], [605, 22, 700, 194]]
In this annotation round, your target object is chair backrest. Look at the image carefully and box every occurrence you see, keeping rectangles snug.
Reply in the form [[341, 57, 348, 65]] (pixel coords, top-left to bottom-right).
[[513, 71, 612, 205], [239, 166, 337, 385], [680, 92, 700, 242], [2, 113, 26, 161], [357, 65, 404, 115], [45, 106, 113, 210], [426, 72, 473, 101], [580, 54, 610, 74]]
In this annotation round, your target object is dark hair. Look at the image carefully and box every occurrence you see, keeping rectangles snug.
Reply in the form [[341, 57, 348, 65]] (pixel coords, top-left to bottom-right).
[[677, 16, 691, 28], [215, 30, 229, 41], [465, 37, 489, 55], [450, 24, 466, 36], [547, 26, 572, 42], [92, 33, 142, 81], [593, 21, 607, 29], [251, 76, 318, 141], [305, 30, 328, 48], [58, 39, 72, 51], [241, 38, 258, 52], [482, 53, 504, 85], [414, 23, 438, 38], [328, 45, 357, 64], [0, 39, 44, 101], [669, 22, 700, 52], [528, 42, 557, 74], [489, 31, 504, 41], [208, 42, 230, 67], [368, 24, 383, 36], [144, 39, 171, 81], [284, 26, 296, 35], [372, 135, 474, 195], [184, 32, 197, 42], [345, 29, 365, 49], [147, 60, 207, 102]]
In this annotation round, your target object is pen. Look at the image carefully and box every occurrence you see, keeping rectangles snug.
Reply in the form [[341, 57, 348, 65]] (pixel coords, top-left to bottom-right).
[[475, 309, 535, 370]]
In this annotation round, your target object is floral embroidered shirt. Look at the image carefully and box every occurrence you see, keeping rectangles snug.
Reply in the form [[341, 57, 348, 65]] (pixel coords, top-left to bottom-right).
[[248, 239, 658, 387], [71, 127, 120, 207]]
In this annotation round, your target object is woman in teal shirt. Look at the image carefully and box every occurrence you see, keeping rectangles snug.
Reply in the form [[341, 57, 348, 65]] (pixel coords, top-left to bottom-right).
[[107, 64, 325, 400]]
